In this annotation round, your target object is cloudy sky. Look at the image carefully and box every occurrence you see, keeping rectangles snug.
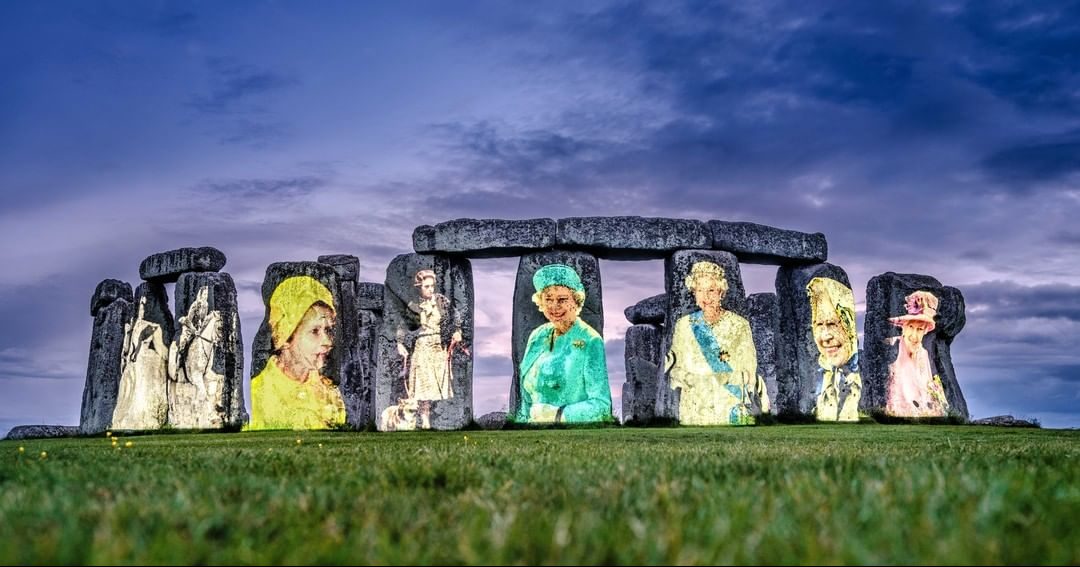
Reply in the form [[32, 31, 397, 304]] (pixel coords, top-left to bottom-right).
[[2, 0, 1078, 435]]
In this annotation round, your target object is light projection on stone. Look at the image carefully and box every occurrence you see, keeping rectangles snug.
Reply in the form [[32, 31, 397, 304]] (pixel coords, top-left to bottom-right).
[[806, 277, 861, 422], [886, 290, 949, 418]]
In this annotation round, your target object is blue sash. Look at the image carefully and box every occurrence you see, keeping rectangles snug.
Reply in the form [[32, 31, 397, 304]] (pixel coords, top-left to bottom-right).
[[690, 311, 733, 373]]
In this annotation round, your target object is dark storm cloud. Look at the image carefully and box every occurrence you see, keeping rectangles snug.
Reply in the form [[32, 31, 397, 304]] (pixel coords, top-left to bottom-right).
[[963, 280, 1080, 322], [980, 131, 1080, 187], [188, 58, 300, 115], [195, 176, 327, 200]]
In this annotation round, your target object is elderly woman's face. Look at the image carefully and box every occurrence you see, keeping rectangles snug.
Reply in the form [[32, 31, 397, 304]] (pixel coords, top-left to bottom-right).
[[283, 303, 335, 375], [540, 285, 579, 330], [692, 276, 726, 313], [901, 320, 931, 351], [812, 307, 853, 368]]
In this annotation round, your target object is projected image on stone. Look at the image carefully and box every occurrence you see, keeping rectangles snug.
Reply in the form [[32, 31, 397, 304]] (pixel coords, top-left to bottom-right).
[[807, 277, 861, 422], [112, 284, 171, 430], [250, 276, 346, 430], [886, 290, 949, 418]]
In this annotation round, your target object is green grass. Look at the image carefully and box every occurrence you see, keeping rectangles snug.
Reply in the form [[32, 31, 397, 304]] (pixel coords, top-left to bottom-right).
[[1, 426, 1077, 565]]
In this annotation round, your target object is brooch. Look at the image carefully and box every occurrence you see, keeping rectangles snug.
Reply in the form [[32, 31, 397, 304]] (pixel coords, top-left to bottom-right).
[[573, 339, 586, 349]]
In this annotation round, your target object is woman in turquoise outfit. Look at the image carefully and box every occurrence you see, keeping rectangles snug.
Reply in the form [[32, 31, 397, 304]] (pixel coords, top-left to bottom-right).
[[514, 264, 613, 424]]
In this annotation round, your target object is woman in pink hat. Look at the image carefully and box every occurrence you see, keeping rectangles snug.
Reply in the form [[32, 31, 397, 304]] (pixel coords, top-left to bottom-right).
[[885, 290, 950, 417]]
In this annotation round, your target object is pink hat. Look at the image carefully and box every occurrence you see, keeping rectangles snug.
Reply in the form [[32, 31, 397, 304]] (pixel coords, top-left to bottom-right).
[[889, 290, 938, 331]]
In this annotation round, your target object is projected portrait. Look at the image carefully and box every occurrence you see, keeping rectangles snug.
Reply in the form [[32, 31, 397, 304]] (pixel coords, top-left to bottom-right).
[[807, 277, 861, 422], [169, 286, 225, 428], [514, 263, 612, 424], [250, 276, 346, 429], [886, 290, 949, 417], [665, 261, 768, 425], [382, 269, 466, 431], [113, 294, 169, 429]]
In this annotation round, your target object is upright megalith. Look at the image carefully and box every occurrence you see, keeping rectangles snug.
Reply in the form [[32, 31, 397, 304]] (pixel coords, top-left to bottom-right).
[[169, 272, 245, 429], [139, 247, 226, 283], [747, 292, 780, 412], [776, 264, 860, 421], [556, 217, 712, 260], [112, 282, 173, 430], [250, 262, 346, 430], [709, 221, 827, 265], [510, 250, 612, 424], [863, 272, 968, 420], [413, 218, 557, 258], [376, 254, 473, 431], [622, 323, 661, 424], [624, 294, 666, 326], [80, 280, 134, 434], [357, 282, 385, 429], [318, 254, 369, 428], [658, 250, 768, 425]]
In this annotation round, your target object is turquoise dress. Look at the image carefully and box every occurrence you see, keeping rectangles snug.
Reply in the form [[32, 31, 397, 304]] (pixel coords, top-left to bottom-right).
[[515, 318, 613, 424]]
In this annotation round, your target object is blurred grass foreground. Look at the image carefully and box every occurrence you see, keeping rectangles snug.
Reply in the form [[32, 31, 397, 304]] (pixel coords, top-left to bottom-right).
[[1, 425, 1077, 565]]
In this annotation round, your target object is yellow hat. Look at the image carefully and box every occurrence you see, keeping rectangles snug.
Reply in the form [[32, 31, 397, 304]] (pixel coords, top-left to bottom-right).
[[269, 276, 335, 348], [806, 276, 858, 349]]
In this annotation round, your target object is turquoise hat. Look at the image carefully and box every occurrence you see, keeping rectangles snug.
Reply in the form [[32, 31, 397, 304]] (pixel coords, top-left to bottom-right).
[[533, 263, 584, 293]]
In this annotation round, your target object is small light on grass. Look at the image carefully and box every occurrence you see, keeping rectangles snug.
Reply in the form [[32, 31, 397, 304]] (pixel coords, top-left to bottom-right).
[[124, 441, 133, 448], [105, 431, 112, 437], [40, 451, 47, 459], [296, 438, 303, 445], [18, 446, 24, 453], [318, 443, 323, 449]]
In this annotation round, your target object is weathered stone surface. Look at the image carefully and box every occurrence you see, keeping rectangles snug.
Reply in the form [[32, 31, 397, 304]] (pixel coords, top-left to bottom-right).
[[357, 308, 381, 427], [476, 411, 508, 430], [80, 298, 134, 434], [709, 220, 827, 265], [5, 425, 80, 441], [357, 282, 385, 312], [556, 216, 712, 260], [972, 415, 1039, 427], [139, 247, 226, 283], [170, 272, 245, 429], [413, 218, 557, 258], [623, 324, 661, 424], [863, 272, 969, 420], [318, 254, 360, 282], [376, 254, 474, 431], [656, 250, 755, 423], [747, 292, 779, 411], [333, 275, 369, 429], [624, 294, 666, 325], [91, 279, 133, 317], [510, 250, 604, 419], [112, 282, 173, 430], [775, 264, 855, 417]]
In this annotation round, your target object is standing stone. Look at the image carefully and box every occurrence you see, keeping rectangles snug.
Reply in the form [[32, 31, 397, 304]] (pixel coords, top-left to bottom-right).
[[319, 255, 369, 428], [863, 273, 968, 420], [622, 324, 661, 425], [747, 292, 780, 412], [80, 285, 134, 435], [91, 279, 133, 317], [139, 247, 227, 283], [112, 282, 173, 430], [657, 250, 764, 424], [358, 281, 385, 430], [376, 254, 474, 431], [510, 250, 604, 420], [556, 216, 712, 260], [413, 218, 557, 258], [624, 294, 667, 326], [709, 221, 828, 265], [775, 264, 859, 419], [169, 272, 245, 429], [358, 282, 384, 311]]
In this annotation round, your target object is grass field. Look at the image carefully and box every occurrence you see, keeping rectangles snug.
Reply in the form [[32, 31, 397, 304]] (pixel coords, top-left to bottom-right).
[[1, 425, 1077, 565]]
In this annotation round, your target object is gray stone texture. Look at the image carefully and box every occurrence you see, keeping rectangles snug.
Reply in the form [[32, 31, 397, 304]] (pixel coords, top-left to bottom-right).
[[317, 254, 360, 282], [656, 250, 748, 420], [747, 292, 780, 411], [112, 282, 173, 430], [624, 294, 667, 326], [510, 250, 604, 418], [318, 255, 369, 428], [709, 220, 828, 265], [357, 282, 385, 312], [862, 272, 968, 420], [5, 425, 80, 441], [357, 308, 381, 427], [622, 324, 661, 424], [170, 272, 245, 429], [91, 279, 132, 317], [775, 263, 853, 416], [376, 254, 474, 431], [476, 411, 508, 430], [80, 297, 134, 434], [556, 216, 712, 260], [413, 218, 557, 258], [971, 415, 1039, 427], [139, 247, 226, 283]]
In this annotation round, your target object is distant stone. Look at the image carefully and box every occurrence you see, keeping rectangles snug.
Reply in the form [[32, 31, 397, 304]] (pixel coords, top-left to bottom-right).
[[476, 411, 508, 430], [80, 298, 134, 434], [139, 247, 226, 283], [91, 279, 133, 317], [112, 282, 173, 430], [709, 220, 827, 265], [5, 425, 79, 440], [331, 272, 369, 429], [556, 216, 712, 260], [357, 282, 385, 312], [863, 272, 969, 421], [747, 292, 779, 411], [624, 294, 666, 325], [318, 254, 360, 282], [413, 218, 556, 258], [623, 324, 661, 424], [972, 415, 1039, 428]]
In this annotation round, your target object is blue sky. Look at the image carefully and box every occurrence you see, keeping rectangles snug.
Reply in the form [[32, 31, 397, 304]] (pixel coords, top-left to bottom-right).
[[1, 0, 1078, 434]]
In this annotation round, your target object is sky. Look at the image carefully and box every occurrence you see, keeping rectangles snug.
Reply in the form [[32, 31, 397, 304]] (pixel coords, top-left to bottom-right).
[[1, 0, 1078, 435]]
